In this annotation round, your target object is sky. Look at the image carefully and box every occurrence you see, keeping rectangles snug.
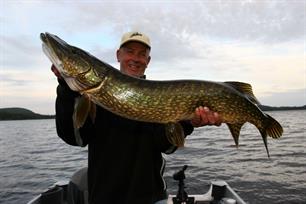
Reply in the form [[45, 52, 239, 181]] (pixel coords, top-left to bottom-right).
[[0, 0, 305, 114]]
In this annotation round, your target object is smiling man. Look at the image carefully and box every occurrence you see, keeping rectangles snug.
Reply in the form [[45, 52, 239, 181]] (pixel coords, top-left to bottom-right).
[[117, 32, 151, 78], [53, 31, 222, 204]]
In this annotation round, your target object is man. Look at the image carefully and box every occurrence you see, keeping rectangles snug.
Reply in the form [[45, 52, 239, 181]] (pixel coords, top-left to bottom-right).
[[53, 31, 222, 204]]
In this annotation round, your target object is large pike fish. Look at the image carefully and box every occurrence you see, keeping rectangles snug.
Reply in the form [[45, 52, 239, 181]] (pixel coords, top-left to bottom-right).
[[40, 32, 283, 157]]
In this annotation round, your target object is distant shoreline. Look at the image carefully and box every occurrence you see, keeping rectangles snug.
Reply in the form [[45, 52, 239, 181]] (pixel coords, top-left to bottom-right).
[[258, 105, 306, 111], [0, 107, 55, 121], [0, 105, 305, 121]]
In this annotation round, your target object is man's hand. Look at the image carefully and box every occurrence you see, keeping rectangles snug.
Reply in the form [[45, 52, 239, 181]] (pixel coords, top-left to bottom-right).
[[190, 106, 222, 127], [51, 64, 62, 78]]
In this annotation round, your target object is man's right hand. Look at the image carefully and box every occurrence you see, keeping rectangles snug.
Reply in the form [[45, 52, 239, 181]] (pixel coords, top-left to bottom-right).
[[51, 64, 62, 78], [190, 106, 222, 127]]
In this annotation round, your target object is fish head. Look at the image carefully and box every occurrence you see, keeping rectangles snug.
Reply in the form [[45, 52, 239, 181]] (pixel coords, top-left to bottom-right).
[[40, 32, 91, 78], [41, 32, 106, 91]]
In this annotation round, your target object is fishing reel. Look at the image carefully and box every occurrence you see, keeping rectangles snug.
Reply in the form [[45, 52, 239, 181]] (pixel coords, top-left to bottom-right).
[[172, 165, 195, 204]]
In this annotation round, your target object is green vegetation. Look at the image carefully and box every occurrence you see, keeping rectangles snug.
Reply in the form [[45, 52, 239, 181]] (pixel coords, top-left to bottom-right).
[[0, 108, 55, 121]]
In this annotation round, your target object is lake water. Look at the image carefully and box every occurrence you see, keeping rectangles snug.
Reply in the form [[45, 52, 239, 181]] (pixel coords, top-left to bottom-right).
[[0, 110, 305, 204]]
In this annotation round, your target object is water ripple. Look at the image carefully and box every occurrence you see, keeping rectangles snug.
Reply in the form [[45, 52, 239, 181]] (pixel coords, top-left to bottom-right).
[[0, 111, 305, 204]]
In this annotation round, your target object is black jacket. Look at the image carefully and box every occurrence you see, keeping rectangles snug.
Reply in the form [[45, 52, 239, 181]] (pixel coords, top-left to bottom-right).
[[55, 79, 194, 204]]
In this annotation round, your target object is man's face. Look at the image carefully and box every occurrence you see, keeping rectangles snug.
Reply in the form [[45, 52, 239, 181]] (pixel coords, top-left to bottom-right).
[[117, 41, 151, 78]]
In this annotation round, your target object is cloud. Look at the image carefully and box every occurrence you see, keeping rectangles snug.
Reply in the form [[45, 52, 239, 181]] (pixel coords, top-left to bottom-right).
[[3, 1, 305, 63], [0, 0, 305, 114], [37, 1, 305, 62], [0, 34, 46, 69], [194, 1, 305, 42], [68, 1, 305, 41], [0, 72, 29, 87], [259, 88, 306, 106]]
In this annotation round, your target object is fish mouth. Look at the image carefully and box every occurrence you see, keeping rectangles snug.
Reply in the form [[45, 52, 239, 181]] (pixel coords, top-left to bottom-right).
[[40, 32, 67, 46], [41, 33, 62, 69], [40, 33, 47, 43], [40, 32, 93, 88], [40, 32, 69, 71]]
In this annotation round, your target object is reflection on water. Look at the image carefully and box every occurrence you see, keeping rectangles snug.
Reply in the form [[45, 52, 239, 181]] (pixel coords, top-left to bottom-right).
[[0, 110, 305, 204]]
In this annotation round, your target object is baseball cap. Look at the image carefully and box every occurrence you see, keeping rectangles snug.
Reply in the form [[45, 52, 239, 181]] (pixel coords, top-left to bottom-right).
[[120, 31, 151, 49]]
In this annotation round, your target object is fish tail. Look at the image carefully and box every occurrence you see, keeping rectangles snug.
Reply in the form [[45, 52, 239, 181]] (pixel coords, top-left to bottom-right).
[[165, 123, 185, 147], [264, 114, 283, 139], [258, 114, 283, 158]]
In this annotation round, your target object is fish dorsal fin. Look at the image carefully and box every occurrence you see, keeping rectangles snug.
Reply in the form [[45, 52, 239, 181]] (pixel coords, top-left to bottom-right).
[[224, 81, 260, 105], [226, 123, 244, 148]]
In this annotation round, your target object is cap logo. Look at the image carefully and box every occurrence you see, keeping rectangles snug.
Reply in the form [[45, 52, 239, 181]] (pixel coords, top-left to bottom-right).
[[130, 32, 143, 38]]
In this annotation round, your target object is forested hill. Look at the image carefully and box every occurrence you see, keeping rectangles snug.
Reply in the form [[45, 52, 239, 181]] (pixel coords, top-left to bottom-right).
[[0, 108, 55, 121], [259, 105, 306, 111]]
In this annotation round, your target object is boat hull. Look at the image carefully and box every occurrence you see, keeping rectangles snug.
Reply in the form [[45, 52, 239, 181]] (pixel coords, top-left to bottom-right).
[[27, 180, 247, 204]]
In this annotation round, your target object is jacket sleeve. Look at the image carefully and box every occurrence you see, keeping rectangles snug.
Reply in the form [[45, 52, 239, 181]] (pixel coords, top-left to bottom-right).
[[180, 120, 194, 136], [55, 78, 93, 146]]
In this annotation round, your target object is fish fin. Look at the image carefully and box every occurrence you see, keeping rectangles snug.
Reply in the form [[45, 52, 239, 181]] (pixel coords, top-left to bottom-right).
[[265, 114, 283, 139], [226, 123, 244, 148], [259, 129, 270, 158], [73, 96, 92, 129], [165, 123, 185, 147], [257, 114, 282, 158], [224, 81, 260, 105]]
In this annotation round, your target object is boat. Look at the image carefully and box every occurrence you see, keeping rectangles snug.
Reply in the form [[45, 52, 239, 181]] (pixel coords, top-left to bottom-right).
[[27, 165, 247, 204]]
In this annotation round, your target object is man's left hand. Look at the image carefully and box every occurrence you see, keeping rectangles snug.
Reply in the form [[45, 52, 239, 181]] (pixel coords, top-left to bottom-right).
[[190, 106, 222, 127]]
